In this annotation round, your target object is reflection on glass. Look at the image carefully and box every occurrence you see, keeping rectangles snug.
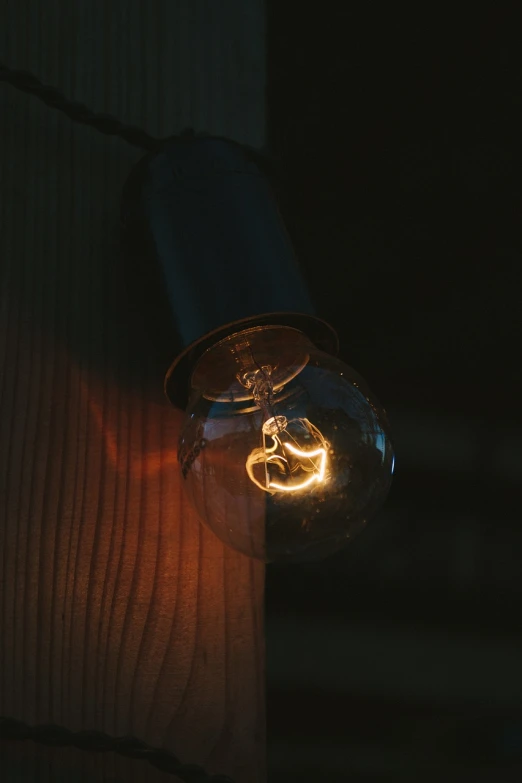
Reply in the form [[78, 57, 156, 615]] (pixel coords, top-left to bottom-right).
[[178, 325, 394, 562]]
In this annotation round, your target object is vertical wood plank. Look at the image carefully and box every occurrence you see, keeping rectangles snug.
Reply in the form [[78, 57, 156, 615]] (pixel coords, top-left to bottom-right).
[[0, 1, 266, 780]]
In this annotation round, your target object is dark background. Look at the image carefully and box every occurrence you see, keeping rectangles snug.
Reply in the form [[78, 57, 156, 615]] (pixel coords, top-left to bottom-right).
[[2, 4, 522, 781], [265, 6, 522, 782]]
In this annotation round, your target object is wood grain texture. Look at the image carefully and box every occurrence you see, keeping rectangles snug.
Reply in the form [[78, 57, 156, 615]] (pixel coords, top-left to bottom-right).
[[0, 2, 266, 780]]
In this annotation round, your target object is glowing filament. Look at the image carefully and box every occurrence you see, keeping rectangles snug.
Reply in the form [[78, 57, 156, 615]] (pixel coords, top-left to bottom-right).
[[246, 417, 329, 494], [267, 441, 327, 492]]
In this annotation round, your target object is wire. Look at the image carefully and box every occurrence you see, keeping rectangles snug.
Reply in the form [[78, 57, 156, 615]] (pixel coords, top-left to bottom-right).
[[0, 716, 235, 782], [0, 60, 164, 151], [0, 59, 277, 175]]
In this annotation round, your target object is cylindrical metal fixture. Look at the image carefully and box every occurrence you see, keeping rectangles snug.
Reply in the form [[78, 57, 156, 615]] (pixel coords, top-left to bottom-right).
[[121, 137, 337, 408]]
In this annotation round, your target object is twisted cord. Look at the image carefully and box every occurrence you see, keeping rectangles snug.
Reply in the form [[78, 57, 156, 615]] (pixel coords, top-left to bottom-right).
[[0, 59, 276, 176], [0, 60, 164, 151], [0, 717, 235, 782]]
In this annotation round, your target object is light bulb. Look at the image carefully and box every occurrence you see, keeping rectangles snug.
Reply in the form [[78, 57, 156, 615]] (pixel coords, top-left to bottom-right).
[[175, 324, 394, 562], [121, 136, 394, 561]]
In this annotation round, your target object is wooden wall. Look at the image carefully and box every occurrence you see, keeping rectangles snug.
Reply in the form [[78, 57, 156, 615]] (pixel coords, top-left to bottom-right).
[[0, 2, 266, 780]]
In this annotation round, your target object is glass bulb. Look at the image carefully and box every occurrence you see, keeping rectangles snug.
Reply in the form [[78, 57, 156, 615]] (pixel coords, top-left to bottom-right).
[[178, 325, 394, 562]]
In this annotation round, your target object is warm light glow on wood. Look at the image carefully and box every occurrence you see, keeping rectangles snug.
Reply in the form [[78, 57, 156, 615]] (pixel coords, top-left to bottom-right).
[[83, 378, 180, 478], [0, 351, 265, 781]]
